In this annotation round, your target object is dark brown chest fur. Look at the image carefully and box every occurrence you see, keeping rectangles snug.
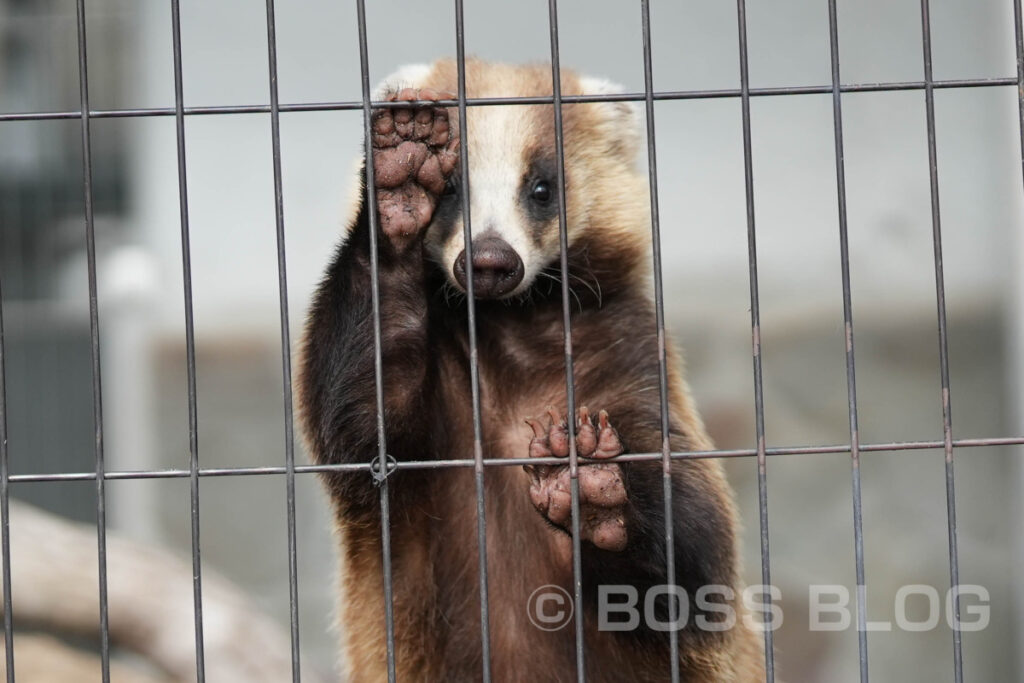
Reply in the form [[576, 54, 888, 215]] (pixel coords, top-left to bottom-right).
[[331, 297, 728, 681], [299, 201, 763, 680]]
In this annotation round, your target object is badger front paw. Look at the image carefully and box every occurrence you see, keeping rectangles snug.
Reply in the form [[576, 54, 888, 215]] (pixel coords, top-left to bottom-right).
[[371, 88, 460, 250], [524, 407, 628, 552]]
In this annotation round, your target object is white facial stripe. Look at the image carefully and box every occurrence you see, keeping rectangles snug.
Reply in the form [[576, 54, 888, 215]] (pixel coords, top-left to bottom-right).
[[458, 105, 542, 295], [376, 63, 554, 298]]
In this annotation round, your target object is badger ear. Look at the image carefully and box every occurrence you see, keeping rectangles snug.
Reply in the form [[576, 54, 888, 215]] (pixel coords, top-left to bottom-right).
[[372, 63, 433, 100], [577, 76, 641, 160]]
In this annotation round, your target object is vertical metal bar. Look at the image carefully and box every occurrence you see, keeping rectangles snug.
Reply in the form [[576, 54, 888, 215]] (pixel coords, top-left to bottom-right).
[[918, 4, 963, 682], [168, 2, 207, 679], [637, 2, 679, 681], [263, 0, 301, 680], [544, 2, 585, 680], [825, 2, 869, 680], [1016, 0, 1024, 186], [0, 270, 12, 683], [1013, 8, 1024, 680], [451, 3, 493, 680], [74, 2, 111, 680], [353, 2, 397, 680], [735, 0, 775, 679]]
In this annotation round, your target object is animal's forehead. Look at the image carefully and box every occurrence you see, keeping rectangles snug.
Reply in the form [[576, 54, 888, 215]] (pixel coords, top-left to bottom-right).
[[467, 64, 577, 167], [427, 59, 568, 98], [379, 59, 581, 150], [463, 104, 550, 170]]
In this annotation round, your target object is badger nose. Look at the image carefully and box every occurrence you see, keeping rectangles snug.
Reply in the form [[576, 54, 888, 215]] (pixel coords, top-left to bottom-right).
[[453, 236, 525, 299]]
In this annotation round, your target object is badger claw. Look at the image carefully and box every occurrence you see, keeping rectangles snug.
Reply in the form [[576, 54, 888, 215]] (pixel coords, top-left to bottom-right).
[[523, 406, 628, 552]]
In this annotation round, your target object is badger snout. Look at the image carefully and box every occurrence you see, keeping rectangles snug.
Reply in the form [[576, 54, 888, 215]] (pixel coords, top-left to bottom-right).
[[453, 236, 525, 299]]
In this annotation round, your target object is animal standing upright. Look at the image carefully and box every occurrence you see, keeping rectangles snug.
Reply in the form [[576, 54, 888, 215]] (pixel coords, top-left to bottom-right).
[[298, 59, 766, 682]]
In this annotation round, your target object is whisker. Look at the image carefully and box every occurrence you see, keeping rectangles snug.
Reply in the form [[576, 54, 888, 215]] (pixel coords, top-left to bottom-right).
[[568, 272, 601, 307], [540, 267, 593, 312]]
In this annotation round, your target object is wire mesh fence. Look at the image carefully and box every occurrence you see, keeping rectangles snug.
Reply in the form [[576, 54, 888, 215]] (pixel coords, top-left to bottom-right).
[[1, 1, 1024, 682]]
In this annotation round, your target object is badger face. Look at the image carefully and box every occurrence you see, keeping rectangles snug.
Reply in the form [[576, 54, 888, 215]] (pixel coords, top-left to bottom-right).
[[375, 60, 645, 301], [426, 103, 563, 300]]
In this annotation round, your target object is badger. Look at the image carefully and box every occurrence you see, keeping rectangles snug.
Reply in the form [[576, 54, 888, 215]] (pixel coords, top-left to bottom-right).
[[298, 59, 766, 682]]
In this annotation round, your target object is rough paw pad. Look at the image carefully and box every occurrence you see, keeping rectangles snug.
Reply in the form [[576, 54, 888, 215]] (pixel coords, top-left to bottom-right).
[[524, 406, 628, 552], [371, 88, 460, 247]]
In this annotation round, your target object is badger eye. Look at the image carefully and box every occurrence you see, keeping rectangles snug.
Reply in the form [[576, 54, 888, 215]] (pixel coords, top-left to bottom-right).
[[531, 180, 552, 204], [442, 177, 458, 197]]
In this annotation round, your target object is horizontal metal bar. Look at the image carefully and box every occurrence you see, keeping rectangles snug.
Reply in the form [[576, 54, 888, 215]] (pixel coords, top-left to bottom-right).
[[8, 435, 1023, 483], [0, 76, 1016, 123]]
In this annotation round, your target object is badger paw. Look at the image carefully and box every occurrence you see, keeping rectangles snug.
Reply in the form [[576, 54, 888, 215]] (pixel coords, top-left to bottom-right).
[[524, 406, 628, 552], [371, 88, 460, 250]]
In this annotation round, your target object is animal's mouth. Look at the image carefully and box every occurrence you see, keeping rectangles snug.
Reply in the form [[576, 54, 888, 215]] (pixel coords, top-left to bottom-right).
[[452, 236, 525, 299]]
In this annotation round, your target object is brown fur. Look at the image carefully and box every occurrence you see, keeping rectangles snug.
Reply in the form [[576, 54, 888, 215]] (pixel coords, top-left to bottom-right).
[[298, 59, 767, 682]]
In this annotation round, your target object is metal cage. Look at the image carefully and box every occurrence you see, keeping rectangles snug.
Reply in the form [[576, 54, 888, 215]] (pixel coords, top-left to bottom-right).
[[2, 1, 1024, 682]]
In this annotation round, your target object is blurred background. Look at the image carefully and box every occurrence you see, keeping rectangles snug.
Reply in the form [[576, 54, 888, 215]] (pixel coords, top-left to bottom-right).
[[1, 0, 1023, 680]]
